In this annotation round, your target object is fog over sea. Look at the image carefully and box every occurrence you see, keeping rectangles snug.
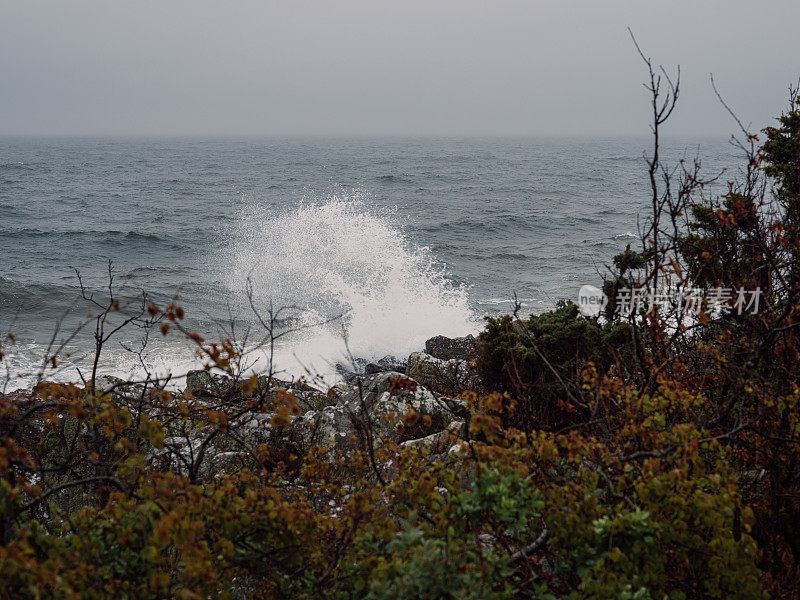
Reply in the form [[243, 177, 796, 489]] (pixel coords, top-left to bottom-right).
[[0, 136, 738, 389]]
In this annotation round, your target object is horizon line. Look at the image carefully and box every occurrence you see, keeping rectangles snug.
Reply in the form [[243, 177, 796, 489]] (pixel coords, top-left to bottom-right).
[[0, 131, 736, 140]]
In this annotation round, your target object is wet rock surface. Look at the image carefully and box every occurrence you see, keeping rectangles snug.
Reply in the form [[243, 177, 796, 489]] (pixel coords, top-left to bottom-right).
[[424, 334, 477, 361]]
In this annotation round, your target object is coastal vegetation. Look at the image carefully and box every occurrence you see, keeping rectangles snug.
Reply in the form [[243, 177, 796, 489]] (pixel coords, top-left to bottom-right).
[[2, 63, 800, 599]]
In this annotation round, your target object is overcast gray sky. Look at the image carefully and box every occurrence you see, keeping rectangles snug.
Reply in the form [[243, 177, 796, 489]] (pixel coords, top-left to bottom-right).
[[1, 0, 798, 136]]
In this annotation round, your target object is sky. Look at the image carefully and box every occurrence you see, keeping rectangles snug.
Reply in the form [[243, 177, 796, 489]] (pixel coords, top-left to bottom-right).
[[1, 0, 798, 137]]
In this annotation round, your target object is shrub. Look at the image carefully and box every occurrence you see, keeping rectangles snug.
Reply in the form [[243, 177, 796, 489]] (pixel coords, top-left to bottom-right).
[[476, 301, 632, 431]]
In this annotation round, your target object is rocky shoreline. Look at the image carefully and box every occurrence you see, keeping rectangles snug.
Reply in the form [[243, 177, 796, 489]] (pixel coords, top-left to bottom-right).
[[175, 333, 480, 458], [11, 333, 482, 479]]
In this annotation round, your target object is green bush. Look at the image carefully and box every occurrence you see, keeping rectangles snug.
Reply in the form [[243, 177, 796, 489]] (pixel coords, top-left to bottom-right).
[[476, 301, 631, 430]]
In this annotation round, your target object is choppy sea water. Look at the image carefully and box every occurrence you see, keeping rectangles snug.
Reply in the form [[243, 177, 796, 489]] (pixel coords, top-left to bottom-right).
[[0, 136, 739, 388]]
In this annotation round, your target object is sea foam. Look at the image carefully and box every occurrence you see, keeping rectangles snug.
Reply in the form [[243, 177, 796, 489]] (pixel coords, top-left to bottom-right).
[[224, 193, 479, 382]]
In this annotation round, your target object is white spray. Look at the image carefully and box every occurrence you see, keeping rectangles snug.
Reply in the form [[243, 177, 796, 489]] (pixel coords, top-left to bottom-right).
[[225, 194, 479, 381]]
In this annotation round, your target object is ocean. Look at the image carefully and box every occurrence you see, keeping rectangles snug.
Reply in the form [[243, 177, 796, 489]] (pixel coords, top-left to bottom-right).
[[0, 135, 739, 389]]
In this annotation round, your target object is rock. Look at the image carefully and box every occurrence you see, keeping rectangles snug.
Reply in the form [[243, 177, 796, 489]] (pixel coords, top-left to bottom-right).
[[437, 395, 469, 418], [93, 375, 145, 397], [335, 358, 369, 382], [185, 371, 322, 403], [379, 355, 408, 370], [353, 372, 458, 442], [339, 356, 408, 378], [290, 388, 332, 413], [336, 371, 407, 408], [294, 371, 460, 449], [234, 377, 329, 416], [256, 375, 293, 391], [401, 420, 464, 453], [94, 375, 126, 393], [424, 334, 477, 361], [449, 441, 470, 455], [255, 375, 325, 404], [405, 352, 477, 394], [365, 356, 408, 375], [185, 370, 233, 397], [406, 353, 445, 391], [298, 405, 353, 447]]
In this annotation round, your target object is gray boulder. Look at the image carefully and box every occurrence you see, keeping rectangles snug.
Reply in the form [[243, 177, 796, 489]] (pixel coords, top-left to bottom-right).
[[93, 375, 145, 397], [297, 404, 354, 447], [335, 358, 369, 382], [401, 420, 465, 453], [185, 370, 234, 398], [406, 352, 478, 396], [424, 334, 477, 361], [294, 371, 461, 449], [365, 355, 408, 375]]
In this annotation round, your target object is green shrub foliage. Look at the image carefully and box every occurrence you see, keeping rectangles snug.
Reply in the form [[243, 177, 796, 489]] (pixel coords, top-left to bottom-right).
[[476, 301, 632, 430]]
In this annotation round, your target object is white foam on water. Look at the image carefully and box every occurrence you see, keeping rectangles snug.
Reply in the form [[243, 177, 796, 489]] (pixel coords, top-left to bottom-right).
[[224, 193, 479, 382], [1, 337, 201, 392]]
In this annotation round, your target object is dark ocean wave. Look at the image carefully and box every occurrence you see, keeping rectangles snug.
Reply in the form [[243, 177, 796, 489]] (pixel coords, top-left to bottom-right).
[[488, 252, 531, 261], [125, 265, 189, 277], [0, 228, 175, 247], [124, 231, 163, 242], [420, 215, 547, 234], [375, 174, 414, 184], [0, 276, 85, 319], [0, 162, 35, 171], [0, 275, 200, 340], [0, 275, 158, 307], [603, 156, 641, 162]]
